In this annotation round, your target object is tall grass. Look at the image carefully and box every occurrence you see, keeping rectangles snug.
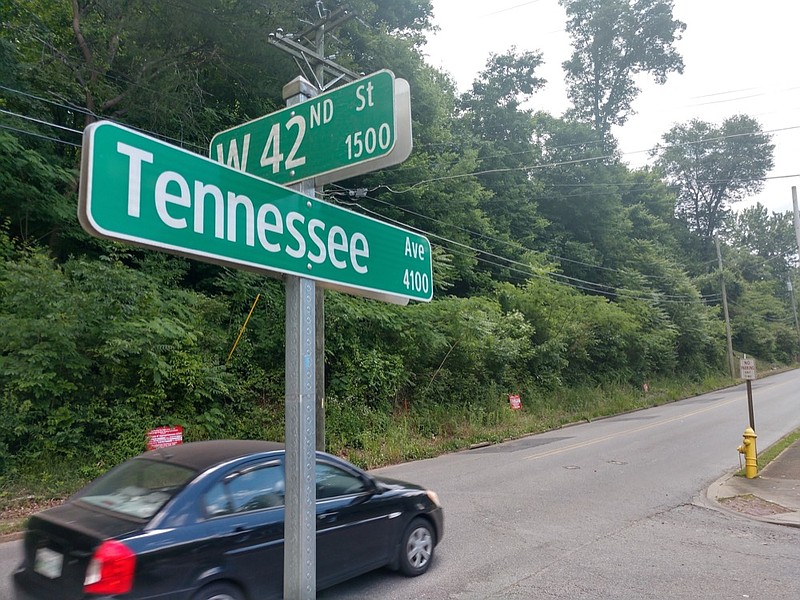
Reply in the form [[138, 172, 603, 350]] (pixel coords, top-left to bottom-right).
[[332, 373, 738, 469]]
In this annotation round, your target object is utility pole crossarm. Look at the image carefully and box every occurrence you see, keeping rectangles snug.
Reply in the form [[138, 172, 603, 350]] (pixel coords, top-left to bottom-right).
[[267, 31, 360, 88], [297, 6, 352, 43]]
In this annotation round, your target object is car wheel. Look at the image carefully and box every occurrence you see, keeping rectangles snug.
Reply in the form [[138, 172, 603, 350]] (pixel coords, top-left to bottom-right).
[[192, 582, 244, 600], [398, 517, 435, 576]]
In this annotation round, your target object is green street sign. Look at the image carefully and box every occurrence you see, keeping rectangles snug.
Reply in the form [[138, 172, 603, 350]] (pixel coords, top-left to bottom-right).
[[79, 121, 432, 304], [209, 70, 411, 185]]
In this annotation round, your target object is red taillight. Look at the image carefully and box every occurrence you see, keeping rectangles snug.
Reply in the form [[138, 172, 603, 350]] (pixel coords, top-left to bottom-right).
[[83, 540, 136, 595]]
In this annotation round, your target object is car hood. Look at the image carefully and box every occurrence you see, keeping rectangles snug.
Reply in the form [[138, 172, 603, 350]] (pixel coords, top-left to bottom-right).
[[372, 475, 425, 493]]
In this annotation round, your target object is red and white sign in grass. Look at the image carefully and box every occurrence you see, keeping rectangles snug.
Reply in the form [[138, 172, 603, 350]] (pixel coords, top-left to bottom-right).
[[146, 426, 184, 450]]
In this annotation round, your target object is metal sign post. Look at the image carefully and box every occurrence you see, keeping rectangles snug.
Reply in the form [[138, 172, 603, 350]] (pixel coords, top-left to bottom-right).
[[282, 79, 318, 600], [283, 246, 317, 599], [740, 357, 757, 430]]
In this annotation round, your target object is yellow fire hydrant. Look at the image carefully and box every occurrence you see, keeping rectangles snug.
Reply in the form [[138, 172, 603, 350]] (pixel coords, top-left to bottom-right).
[[737, 427, 758, 479]]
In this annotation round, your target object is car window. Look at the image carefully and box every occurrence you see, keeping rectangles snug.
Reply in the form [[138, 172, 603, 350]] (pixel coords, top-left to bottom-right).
[[76, 459, 196, 520], [203, 464, 285, 516], [204, 481, 233, 517], [316, 462, 370, 500]]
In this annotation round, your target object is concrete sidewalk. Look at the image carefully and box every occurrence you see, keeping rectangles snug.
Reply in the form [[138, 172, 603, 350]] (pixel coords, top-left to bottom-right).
[[707, 439, 800, 528]]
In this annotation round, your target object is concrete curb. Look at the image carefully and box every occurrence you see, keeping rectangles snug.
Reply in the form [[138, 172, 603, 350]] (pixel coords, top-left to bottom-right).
[[704, 472, 800, 528]]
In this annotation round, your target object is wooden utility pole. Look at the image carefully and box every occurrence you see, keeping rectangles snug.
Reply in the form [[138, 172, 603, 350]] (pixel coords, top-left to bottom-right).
[[791, 187, 800, 348], [793, 186, 800, 252], [715, 235, 736, 379], [788, 280, 800, 337]]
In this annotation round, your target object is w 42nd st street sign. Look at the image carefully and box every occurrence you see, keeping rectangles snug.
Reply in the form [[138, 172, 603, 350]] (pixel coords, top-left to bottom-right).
[[79, 121, 432, 304], [210, 70, 411, 185]]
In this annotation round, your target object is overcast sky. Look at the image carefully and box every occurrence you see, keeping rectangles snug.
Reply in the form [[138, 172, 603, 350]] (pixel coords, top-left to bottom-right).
[[423, 0, 800, 214]]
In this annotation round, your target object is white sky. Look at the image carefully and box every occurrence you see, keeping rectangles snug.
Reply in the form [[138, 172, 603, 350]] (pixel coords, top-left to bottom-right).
[[423, 0, 800, 214]]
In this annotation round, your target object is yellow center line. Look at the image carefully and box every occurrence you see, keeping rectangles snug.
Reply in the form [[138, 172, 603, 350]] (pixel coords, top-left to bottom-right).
[[522, 396, 740, 461]]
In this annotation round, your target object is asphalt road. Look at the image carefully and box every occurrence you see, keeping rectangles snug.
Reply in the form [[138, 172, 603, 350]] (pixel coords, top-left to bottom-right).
[[319, 370, 800, 599], [3, 370, 800, 599]]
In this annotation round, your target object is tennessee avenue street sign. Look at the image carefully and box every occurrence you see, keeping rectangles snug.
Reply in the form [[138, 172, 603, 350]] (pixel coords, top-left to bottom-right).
[[209, 70, 411, 185], [78, 121, 432, 304]]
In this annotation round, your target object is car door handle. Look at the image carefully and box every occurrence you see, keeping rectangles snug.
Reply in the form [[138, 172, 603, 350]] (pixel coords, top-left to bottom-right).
[[317, 512, 338, 523]]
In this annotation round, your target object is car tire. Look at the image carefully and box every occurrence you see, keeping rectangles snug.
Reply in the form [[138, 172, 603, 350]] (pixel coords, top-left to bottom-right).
[[192, 582, 245, 600], [398, 517, 435, 576]]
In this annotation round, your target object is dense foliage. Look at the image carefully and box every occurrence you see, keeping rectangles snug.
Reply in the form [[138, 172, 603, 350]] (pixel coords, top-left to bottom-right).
[[1, 0, 797, 476]]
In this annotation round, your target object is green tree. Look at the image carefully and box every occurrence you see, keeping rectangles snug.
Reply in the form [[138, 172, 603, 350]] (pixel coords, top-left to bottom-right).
[[728, 203, 796, 279], [653, 115, 774, 244], [730, 280, 798, 363], [715, 208, 799, 361], [530, 114, 631, 285], [460, 49, 546, 142], [458, 50, 549, 259], [561, 0, 685, 140], [0, 0, 441, 268]]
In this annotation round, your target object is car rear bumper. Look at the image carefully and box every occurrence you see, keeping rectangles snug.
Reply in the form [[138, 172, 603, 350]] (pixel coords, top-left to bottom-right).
[[13, 566, 193, 600], [13, 569, 54, 600]]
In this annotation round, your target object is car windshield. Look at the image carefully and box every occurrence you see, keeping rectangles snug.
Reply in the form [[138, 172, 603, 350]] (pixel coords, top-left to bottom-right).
[[75, 458, 196, 519]]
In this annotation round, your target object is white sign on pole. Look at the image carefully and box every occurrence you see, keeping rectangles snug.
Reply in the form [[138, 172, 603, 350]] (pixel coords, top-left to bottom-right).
[[740, 358, 756, 380]]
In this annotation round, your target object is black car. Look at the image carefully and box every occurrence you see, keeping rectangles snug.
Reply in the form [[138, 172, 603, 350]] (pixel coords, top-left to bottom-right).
[[12, 440, 444, 599]]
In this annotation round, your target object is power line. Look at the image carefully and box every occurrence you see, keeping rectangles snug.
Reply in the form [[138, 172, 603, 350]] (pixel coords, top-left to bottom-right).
[[5, 81, 794, 204], [0, 124, 80, 147], [0, 84, 95, 117], [0, 103, 793, 302], [0, 108, 82, 136], [333, 193, 718, 305], [483, 1, 544, 17], [327, 183, 699, 285], [0, 86, 208, 152], [374, 124, 800, 195]]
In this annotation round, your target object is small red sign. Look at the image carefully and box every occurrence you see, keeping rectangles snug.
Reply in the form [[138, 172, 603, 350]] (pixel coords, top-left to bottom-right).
[[146, 426, 184, 450], [508, 394, 522, 410]]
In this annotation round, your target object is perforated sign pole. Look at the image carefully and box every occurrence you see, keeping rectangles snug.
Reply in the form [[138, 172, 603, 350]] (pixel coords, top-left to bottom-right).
[[283, 80, 317, 600]]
